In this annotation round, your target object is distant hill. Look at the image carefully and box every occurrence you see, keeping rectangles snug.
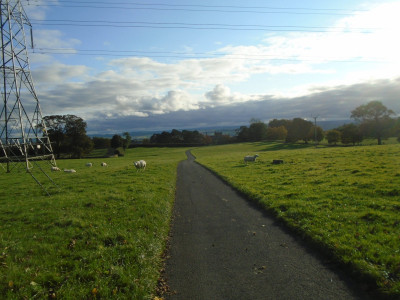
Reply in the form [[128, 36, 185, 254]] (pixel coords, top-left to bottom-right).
[[88, 120, 351, 139], [316, 120, 352, 130]]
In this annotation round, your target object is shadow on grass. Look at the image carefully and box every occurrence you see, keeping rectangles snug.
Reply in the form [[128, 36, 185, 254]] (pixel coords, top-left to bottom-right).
[[256, 142, 317, 152], [233, 164, 247, 168]]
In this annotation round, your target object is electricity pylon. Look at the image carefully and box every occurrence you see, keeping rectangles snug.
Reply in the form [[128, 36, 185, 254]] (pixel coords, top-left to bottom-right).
[[0, 0, 58, 194]]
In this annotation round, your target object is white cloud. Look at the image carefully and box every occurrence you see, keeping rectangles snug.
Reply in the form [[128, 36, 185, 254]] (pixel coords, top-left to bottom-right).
[[33, 30, 80, 51], [32, 63, 90, 85], [260, 2, 400, 64], [204, 84, 252, 106]]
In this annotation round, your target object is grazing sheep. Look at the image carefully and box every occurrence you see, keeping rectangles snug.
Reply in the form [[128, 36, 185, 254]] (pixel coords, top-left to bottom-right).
[[64, 169, 76, 173], [86, 163, 92, 167], [244, 154, 259, 163], [134, 160, 146, 171], [51, 166, 61, 171], [101, 162, 107, 167]]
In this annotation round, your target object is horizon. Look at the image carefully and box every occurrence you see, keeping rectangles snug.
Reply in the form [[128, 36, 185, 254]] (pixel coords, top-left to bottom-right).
[[87, 119, 352, 138]]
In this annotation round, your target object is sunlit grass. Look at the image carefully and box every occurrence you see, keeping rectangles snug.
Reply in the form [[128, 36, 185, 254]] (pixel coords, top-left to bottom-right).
[[193, 142, 400, 297], [0, 147, 187, 299]]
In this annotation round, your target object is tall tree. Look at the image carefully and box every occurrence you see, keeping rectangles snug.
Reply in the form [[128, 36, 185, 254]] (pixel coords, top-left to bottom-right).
[[111, 134, 124, 149], [43, 115, 92, 158], [236, 126, 250, 142], [248, 120, 268, 141], [42, 115, 65, 158], [286, 118, 313, 143], [122, 132, 132, 150], [351, 101, 395, 145]]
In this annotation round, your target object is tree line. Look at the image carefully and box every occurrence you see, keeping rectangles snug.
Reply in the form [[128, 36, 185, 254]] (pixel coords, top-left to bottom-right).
[[42, 101, 399, 158], [236, 101, 398, 145]]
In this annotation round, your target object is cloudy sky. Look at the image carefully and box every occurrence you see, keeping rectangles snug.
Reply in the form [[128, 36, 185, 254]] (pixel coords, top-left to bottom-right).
[[22, 0, 400, 134]]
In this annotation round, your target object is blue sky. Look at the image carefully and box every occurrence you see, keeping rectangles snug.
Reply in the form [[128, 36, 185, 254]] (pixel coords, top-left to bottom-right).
[[23, 0, 400, 133]]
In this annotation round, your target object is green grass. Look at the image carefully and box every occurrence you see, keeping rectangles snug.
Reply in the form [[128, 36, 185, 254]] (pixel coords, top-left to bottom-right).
[[0, 147, 187, 299], [2, 142, 399, 298], [192, 142, 400, 297]]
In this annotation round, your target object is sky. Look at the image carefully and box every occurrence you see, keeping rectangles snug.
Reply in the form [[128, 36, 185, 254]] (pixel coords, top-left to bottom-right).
[[20, 0, 400, 134]]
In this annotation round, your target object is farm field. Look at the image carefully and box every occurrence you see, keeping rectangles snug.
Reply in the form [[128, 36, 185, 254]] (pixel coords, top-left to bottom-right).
[[192, 142, 400, 297], [0, 147, 187, 299]]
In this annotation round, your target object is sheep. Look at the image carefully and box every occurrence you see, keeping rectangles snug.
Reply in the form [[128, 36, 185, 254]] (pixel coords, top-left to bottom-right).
[[86, 163, 92, 167], [51, 166, 61, 171], [63, 169, 76, 173], [244, 154, 259, 163], [134, 160, 146, 171], [101, 162, 107, 167]]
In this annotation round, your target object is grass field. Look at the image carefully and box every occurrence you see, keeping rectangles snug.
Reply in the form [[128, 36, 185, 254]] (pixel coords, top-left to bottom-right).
[[192, 142, 400, 297], [1, 142, 399, 298], [0, 147, 187, 299]]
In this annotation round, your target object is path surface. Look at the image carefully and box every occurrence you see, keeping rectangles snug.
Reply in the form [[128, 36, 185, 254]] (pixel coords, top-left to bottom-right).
[[164, 151, 371, 299]]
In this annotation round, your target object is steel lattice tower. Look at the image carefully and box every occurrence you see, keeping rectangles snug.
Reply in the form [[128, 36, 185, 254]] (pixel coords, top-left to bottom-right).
[[0, 0, 57, 194]]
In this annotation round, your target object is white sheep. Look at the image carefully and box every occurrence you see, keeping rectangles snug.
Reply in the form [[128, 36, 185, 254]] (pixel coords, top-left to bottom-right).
[[51, 166, 61, 171], [134, 160, 146, 171], [101, 162, 107, 167], [86, 163, 92, 167], [244, 154, 259, 163], [64, 169, 76, 173]]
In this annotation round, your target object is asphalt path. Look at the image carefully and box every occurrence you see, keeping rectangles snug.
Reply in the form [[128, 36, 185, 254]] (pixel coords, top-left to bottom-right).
[[163, 151, 372, 299]]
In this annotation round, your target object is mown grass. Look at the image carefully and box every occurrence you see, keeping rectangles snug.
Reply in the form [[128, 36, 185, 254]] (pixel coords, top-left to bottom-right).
[[0, 147, 187, 299], [192, 142, 400, 297]]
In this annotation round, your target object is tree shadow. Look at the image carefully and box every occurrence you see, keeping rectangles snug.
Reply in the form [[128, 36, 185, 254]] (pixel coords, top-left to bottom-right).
[[260, 142, 315, 152]]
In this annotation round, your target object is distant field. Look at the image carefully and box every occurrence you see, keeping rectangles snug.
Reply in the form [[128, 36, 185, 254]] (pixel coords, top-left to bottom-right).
[[192, 142, 400, 297], [0, 148, 187, 299]]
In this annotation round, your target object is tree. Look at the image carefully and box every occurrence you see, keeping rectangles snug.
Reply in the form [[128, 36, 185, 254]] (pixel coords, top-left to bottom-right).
[[64, 115, 93, 158], [351, 101, 395, 145], [43, 115, 92, 158], [122, 132, 132, 150], [394, 117, 400, 143], [286, 118, 313, 143], [182, 130, 204, 144], [268, 119, 291, 129], [43, 115, 66, 158], [266, 126, 287, 141], [111, 134, 124, 149], [326, 130, 341, 145], [307, 126, 324, 143], [236, 126, 250, 142], [248, 121, 268, 141], [337, 124, 363, 145], [212, 132, 231, 144], [92, 137, 111, 149]]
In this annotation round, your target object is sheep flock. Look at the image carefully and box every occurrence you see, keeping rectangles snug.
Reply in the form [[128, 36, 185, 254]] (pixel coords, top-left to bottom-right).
[[51, 160, 147, 173]]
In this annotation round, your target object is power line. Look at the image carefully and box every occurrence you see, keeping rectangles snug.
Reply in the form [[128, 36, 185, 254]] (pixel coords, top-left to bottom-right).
[[29, 48, 391, 63], [23, 2, 361, 15], [23, 0, 368, 13], [30, 19, 378, 33]]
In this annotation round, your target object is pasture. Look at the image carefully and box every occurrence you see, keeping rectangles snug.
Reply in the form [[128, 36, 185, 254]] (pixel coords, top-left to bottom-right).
[[192, 142, 400, 297], [0, 147, 187, 299], [1, 142, 399, 298]]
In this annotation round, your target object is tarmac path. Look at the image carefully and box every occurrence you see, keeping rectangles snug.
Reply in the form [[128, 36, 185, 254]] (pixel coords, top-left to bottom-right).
[[163, 151, 371, 299]]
